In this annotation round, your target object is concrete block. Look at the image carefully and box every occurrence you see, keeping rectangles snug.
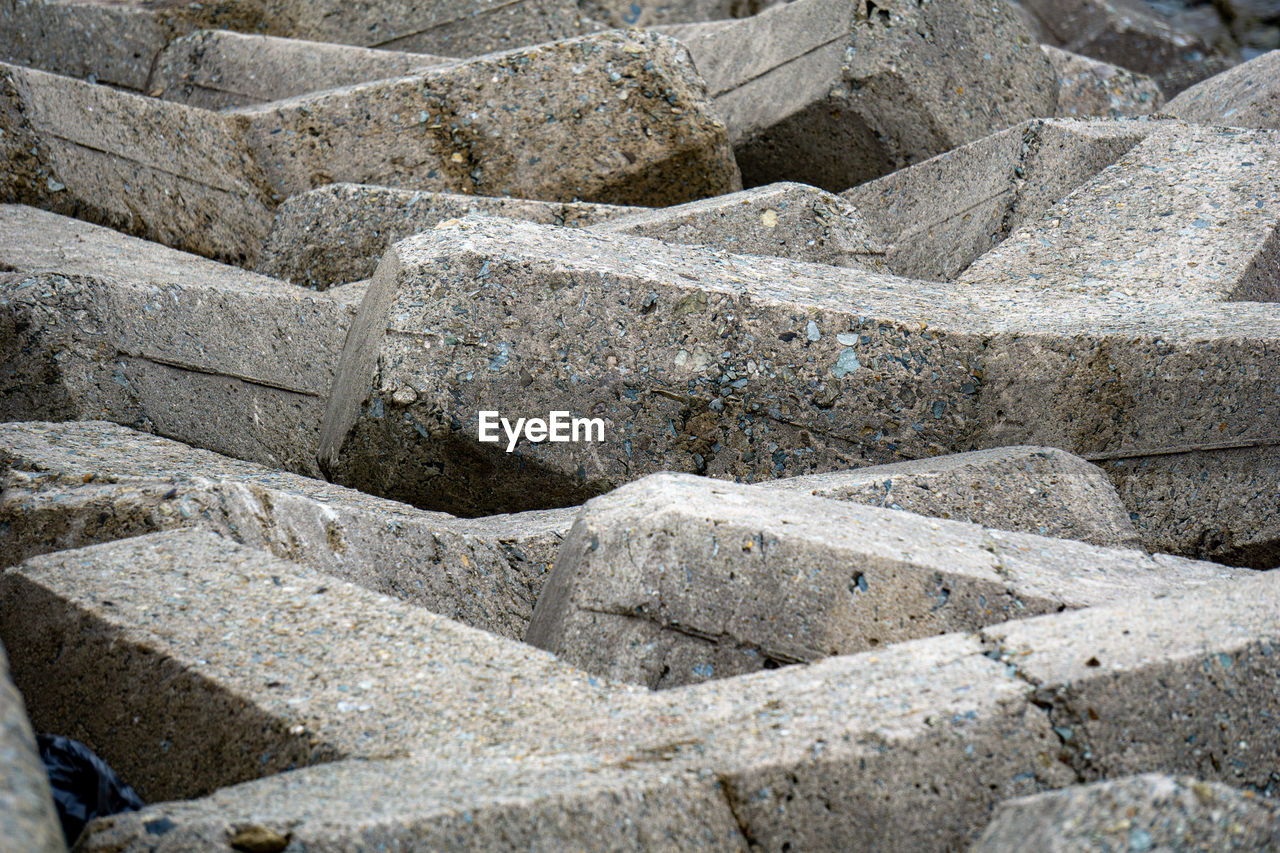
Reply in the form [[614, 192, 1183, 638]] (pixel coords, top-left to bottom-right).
[[584, 0, 771, 28], [983, 568, 1280, 789], [526, 473, 1242, 688], [257, 183, 636, 289], [0, 419, 573, 639], [660, 0, 1057, 191], [958, 124, 1280, 303], [761, 445, 1142, 548], [2, 31, 740, 264], [973, 774, 1280, 852], [1042, 44, 1164, 118], [0, 205, 355, 475], [0, 529, 623, 802], [151, 30, 453, 110], [1019, 0, 1238, 95], [592, 181, 886, 269], [1167, 49, 1280, 130], [0, 641, 64, 853], [843, 118, 1157, 281]]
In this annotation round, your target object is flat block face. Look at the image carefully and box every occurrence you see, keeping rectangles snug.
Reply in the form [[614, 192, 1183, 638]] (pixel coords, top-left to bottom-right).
[[0, 420, 566, 639], [0, 642, 64, 853], [1042, 45, 1164, 118], [526, 473, 1242, 688], [257, 183, 636, 289], [594, 181, 887, 270], [0, 529, 618, 803], [1167, 48, 1280, 129], [762, 445, 1141, 548], [973, 774, 1280, 852], [665, 0, 1058, 190]]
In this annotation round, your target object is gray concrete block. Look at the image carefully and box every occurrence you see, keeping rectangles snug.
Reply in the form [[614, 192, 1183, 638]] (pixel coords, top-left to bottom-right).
[[0, 641, 64, 853], [973, 774, 1280, 852], [526, 473, 1242, 688], [0, 205, 355, 475], [0, 419, 571, 639], [151, 30, 453, 110], [1167, 49, 1280, 130], [2, 31, 740, 264], [761, 445, 1142, 548], [958, 123, 1280, 303], [257, 183, 636, 289], [592, 181, 886, 269], [660, 0, 1057, 191], [0, 529, 625, 802], [584, 0, 771, 28], [321, 214, 1280, 567], [843, 118, 1157, 281], [983, 569, 1280, 789], [1042, 44, 1164, 118], [1020, 0, 1238, 96]]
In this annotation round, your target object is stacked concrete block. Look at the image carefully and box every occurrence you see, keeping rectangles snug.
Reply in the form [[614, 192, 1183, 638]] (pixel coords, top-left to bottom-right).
[[761, 445, 1142, 547], [659, 0, 1058, 190], [1019, 0, 1239, 95], [0, 420, 570, 638], [1042, 44, 1164, 117], [1, 30, 741, 264], [526, 473, 1242, 688], [0, 641, 65, 853], [1167, 48, 1280, 129], [974, 775, 1280, 852]]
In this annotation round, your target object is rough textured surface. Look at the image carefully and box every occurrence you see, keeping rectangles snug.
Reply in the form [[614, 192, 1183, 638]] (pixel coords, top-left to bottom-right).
[[0, 529, 625, 803], [1043, 44, 1164, 117], [984, 568, 1280, 789], [660, 0, 1057, 191], [959, 123, 1280, 303], [0, 420, 568, 639], [151, 29, 453, 109], [0, 640, 65, 853], [1167, 48, 1280, 128], [1021, 0, 1239, 95], [0, 205, 355, 474], [973, 774, 1280, 852], [844, 118, 1157, 281], [2, 31, 739, 264], [593, 181, 886, 269], [762, 445, 1142, 548], [322, 215, 1280, 567], [526, 473, 1241, 688], [257, 183, 635, 289]]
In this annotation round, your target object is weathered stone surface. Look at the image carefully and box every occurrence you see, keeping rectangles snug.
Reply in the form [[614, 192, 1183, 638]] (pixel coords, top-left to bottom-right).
[[1042, 44, 1164, 117], [2, 31, 739, 264], [592, 181, 886, 269], [0, 529, 625, 803], [958, 123, 1280, 304], [0, 205, 356, 475], [1020, 0, 1238, 95], [0, 420, 572, 638], [973, 774, 1280, 852], [151, 30, 453, 110], [257, 183, 635, 289], [3, 0, 599, 62], [584, 0, 771, 28], [983, 569, 1280, 790], [762, 445, 1141, 548], [0, 640, 64, 853], [659, 0, 1057, 191], [0, 61, 277, 265], [843, 118, 1156, 281], [1167, 48, 1280, 129], [322, 214, 1280, 566], [526, 473, 1241, 688]]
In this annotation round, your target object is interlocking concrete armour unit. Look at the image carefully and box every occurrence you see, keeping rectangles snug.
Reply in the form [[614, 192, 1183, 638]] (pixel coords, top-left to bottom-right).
[[0, 30, 741, 264], [0, 642, 63, 853], [659, 0, 1058, 191], [1167, 48, 1280, 129]]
